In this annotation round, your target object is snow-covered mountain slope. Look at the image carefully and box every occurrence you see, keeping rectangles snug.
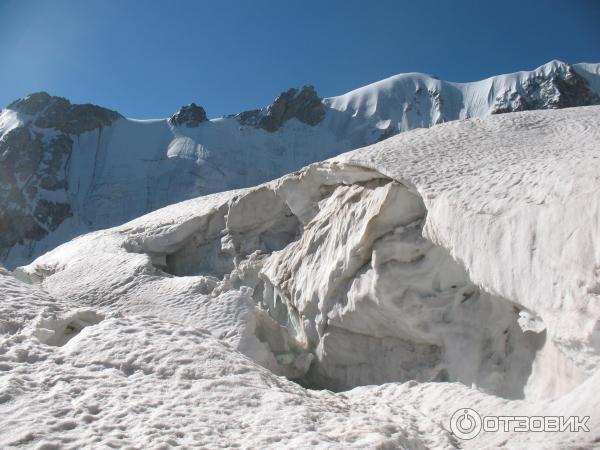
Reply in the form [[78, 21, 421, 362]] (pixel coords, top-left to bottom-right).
[[13, 105, 600, 447], [1, 60, 599, 267]]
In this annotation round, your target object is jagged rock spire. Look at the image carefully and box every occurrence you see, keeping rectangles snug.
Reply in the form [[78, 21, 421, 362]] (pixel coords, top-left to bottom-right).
[[236, 85, 325, 132], [169, 103, 208, 127]]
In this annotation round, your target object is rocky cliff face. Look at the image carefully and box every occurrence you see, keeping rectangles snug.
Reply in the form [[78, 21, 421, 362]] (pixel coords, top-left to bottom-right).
[[0, 93, 121, 252], [491, 63, 600, 114], [169, 103, 208, 127]]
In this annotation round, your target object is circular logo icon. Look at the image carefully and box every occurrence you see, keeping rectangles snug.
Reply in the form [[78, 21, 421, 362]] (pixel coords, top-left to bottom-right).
[[450, 408, 482, 440]]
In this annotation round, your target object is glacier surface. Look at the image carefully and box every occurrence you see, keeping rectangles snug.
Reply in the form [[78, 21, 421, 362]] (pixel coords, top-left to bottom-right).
[[5, 105, 600, 448]]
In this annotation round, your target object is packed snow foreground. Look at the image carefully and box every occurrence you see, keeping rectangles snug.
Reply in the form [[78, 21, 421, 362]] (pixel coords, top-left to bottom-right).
[[3, 105, 600, 448]]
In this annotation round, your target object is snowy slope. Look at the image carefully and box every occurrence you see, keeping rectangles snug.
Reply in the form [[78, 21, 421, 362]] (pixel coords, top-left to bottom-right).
[[12, 105, 600, 448]]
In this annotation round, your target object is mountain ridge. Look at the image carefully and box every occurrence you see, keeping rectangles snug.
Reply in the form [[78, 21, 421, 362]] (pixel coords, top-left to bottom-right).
[[1, 60, 599, 267]]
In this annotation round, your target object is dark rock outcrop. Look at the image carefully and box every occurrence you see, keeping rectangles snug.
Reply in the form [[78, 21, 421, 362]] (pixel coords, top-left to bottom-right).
[[492, 63, 600, 114], [236, 85, 325, 132], [0, 127, 73, 250], [6, 92, 53, 115], [1, 93, 121, 254], [8, 92, 122, 134], [169, 103, 208, 127]]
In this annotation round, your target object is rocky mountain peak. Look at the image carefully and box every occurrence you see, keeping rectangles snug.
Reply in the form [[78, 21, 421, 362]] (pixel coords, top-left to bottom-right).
[[6, 91, 53, 115], [236, 85, 325, 132], [6, 92, 122, 135], [492, 62, 600, 114], [169, 103, 208, 127]]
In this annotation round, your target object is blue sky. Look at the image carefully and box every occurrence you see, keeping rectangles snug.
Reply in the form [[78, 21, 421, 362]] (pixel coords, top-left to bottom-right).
[[1, 0, 599, 119]]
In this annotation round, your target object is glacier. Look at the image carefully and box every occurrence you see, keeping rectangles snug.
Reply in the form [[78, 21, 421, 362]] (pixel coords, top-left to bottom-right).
[[1, 60, 599, 268], [4, 105, 600, 448]]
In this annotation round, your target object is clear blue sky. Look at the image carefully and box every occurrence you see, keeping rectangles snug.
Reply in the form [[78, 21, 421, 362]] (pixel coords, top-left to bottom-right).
[[1, 0, 599, 119]]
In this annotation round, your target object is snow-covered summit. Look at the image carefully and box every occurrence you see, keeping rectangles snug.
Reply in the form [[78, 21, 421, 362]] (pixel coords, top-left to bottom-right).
[[1, 60, 599, 267], [327, 59, 600, 132]]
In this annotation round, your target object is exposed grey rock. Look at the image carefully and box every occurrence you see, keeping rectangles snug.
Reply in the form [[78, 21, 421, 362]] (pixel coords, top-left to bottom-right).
[[236, 85, 325, 132], [0, 94, 121, 253], [7, 92, 53, 115], [0, 128, 59, 249], [8, 92, 122, 134], [169, 103, 208, 127], [492, 64, 600, 114]]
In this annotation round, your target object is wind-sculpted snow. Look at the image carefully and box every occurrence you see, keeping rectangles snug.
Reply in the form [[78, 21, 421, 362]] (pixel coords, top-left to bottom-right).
[[0, 271, 459, 449], [2, 60, 599, 267], [337, 105, 600, 396], [10, 106, 600, 447]]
